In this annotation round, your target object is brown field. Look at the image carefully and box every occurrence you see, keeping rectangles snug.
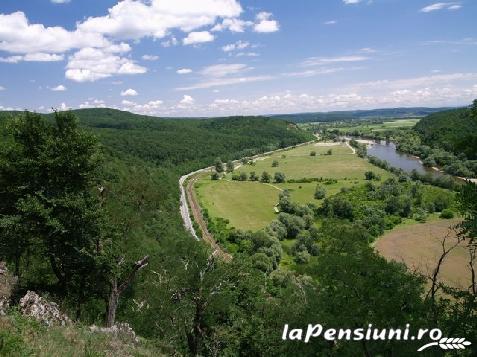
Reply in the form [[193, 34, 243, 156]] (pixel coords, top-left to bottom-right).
[[375, 219, 472, 290]]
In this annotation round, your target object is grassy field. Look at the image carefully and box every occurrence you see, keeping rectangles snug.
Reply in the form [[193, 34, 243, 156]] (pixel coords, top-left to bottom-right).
[[375, 218, 470, 289], [195, 142, 391, 231], [320, 118, 421, 134]]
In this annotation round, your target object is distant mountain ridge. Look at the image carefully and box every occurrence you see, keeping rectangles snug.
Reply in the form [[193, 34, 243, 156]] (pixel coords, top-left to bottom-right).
[[1, 106, 454, 124], [269, 107, 454, 123]]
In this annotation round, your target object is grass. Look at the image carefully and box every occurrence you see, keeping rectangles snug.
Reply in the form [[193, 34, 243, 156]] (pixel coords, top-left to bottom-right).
[[196, 142, 391, 231], [323, 118, 421, 134], [0, 312, 162, 357]]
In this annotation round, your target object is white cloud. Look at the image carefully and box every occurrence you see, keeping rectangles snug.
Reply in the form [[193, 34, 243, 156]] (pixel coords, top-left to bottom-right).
[[254, 12, 279, 33], [66, 45, 146, 82], [177, 63, 273, 90], [142, 55, 159, 61], [177, 68, 193, 74], [0, 86, 5, 91], [0, 12, 107, 54], [78, 0, 242, 41], [0, 53, 65, 63], [420, 2, 462, 12], [51, 0, 71, 4], [51, 84, 67, 91], [424, 37, 477, 46], [121, 88, 138, 96], [211, 18, 252, 32], [236, 52, 259, 57], [303, 55, 369, 67], [79, 99, 106, 108], [183, 31, 214, 45], [180, 95, 195, 105], [161, 37, 178, 47], [343, 0, 362, 4], [222, 40, 249, 52], [324, 20, 337, 25], [200, 63, 250, 77]]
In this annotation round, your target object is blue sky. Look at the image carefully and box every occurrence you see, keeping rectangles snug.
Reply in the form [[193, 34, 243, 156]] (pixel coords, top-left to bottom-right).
[[0, 0, 476, 116]]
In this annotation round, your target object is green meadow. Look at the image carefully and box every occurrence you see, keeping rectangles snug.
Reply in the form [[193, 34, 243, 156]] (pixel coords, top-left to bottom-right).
[[195, 142, 391, 230]]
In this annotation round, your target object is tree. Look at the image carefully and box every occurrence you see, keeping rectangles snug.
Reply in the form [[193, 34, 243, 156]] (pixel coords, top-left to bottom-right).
[[215, 158, 224, 173], [226, 160, 234, 173], [260, 171, 271, 183], [211, 172, 220, 180], [310, 151, 316, 156], [272, 160, 279, 167], [314, 185, 326, 199], [326, 149, 333, 155], [274, 172, 286, 183], [364, 171, 379, 180], [0, 111, 107, 313], [239, 172, 248, 181], [249, 171, 258, 181]]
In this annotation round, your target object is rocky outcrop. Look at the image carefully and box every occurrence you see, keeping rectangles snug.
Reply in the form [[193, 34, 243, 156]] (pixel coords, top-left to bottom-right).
[[19, 291, 71, 326], [90, 322, 139, 343]]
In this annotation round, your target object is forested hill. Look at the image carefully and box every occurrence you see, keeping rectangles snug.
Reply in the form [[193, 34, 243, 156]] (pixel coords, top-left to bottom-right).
[[415, 104, 477, 159], [271, 107, 452, 123], [1, 108, 313, 173]]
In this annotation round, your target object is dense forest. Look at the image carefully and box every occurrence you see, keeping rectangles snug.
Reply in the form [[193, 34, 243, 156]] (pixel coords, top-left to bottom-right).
[[415, 102, 477, 160], [1, 109, 476, 356]]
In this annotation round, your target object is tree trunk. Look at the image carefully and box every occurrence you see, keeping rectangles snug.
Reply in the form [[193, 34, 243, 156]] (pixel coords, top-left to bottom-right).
[[106, 279, 119, 327]]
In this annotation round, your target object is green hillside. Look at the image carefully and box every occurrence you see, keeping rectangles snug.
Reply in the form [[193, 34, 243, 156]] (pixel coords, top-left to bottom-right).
[[415, 104, 477, 159]]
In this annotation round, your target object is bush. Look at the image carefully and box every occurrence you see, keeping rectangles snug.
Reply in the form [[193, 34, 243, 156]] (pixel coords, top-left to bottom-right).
[[260, 171, 271, 183], [239, 172, 248, 181], [314, 185, 326, 199], [274, 172, 286, 183], [310, 151, 316, 156], [294, 250, 311, 264], [249, 171, 258, 181], [272, 160, 279, 167], [440, 209, 455, 219], [211, 172, 220, 180]]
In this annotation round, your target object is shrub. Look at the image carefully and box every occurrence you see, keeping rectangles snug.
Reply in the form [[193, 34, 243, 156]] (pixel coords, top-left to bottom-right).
[[274, 172, 286, 183], [310, 151, 316, 156], [294, 250, 311, 264], [211, 172, 220, 180], [440, 209, 455, 219], [272, 160, 279, 167], [314, 185, 326, 199]]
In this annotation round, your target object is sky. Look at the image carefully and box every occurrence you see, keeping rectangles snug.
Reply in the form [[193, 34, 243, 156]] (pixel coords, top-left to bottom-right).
[[0, 0, 476, 117]]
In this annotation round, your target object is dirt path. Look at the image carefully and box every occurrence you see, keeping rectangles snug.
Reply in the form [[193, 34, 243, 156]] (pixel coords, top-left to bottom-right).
[[345, 141, 356, 154], [185, 173, 232, 261]]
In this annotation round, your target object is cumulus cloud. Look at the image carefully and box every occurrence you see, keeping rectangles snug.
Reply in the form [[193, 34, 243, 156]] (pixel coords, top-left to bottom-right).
[[343, 0, 362, 4], [420, 2, 462, 12], [51, 84, 67, 91], [0, 12, 107, 54], [180, 95, 195, 105], [183, 31, 214, 45], [0, 86, 5, 91], [254, 12, 279, 33], [79, 99, 106, 108], [51, 0, 71, 4], [121, 88, 138, 96], [324, 20, 337, 25], [211, 18, 252, 32], [222, 40, 250, 52], [66, 45, 146, 82], [177, 68, 193, 74], [121, 99, 163, 114], [78, 0, 242, 41]]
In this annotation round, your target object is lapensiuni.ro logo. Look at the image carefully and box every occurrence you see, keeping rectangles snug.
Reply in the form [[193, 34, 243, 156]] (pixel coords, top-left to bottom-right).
[[282, 324, 471, 352]]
